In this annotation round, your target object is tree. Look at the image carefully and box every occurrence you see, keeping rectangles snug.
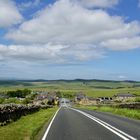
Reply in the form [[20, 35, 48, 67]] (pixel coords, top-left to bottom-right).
[[7, 89, 31, 98]]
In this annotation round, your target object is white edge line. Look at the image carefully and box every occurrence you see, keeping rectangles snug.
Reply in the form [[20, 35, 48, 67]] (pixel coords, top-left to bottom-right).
[[86, 113, 137, 140], [70, 108, 137, 140], [42, 107, 61, 140]]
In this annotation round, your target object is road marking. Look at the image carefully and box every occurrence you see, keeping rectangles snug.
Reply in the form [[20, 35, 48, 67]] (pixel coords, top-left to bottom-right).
[[42, 107, 61, 140], [70, 108, 137, 140]]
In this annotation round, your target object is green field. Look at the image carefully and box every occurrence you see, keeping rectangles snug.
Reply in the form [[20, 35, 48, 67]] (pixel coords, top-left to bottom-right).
[[0, 80, 140, 97], [0, 107, 58, 140], [76, 105, 140, 120]]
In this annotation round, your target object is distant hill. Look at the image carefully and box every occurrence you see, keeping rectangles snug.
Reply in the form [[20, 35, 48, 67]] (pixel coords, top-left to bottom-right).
[[0, 80, 33, 86], [0, 79, 140, 83], [0, 79, 140, 88]]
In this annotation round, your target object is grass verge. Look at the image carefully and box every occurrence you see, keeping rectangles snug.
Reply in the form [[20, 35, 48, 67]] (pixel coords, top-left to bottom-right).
[[0, 107, 58, 140], [76, 105, 140, 120]]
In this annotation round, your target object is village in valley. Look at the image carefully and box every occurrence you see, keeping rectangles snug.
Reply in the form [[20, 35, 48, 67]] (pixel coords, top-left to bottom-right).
[[0, 79, 140, 107], [0, 89, 138, 106], [1, 87, 139, 108], [0, 79, 140, 126]]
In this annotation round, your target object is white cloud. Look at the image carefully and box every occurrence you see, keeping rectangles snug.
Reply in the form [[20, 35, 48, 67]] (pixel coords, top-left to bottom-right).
[[3, 0, 140, 64], [0, 43, 104, 63], [101, 37, 140, 50], [118, 75, 127, 79], [6, 0, 140, 47], [0, 0, 23, 28], [74, 0, 119, 8], [1, 0, 140, 80]]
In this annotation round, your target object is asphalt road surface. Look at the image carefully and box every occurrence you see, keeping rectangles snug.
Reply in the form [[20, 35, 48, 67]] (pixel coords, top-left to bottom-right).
[[59, 98, 71, 107], [42, 107, 140, 140]]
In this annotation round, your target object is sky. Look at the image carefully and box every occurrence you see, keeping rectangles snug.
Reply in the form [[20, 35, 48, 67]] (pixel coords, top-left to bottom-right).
[[0, 0, 140, 80]]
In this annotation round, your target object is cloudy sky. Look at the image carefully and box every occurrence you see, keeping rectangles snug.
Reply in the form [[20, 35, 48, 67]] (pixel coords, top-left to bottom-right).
[[0, 0, 140, 80]]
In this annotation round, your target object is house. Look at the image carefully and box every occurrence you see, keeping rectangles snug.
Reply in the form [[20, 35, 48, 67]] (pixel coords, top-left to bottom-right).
[[75, 93, 87, 102], [115, 93, 135, 101], [36, 92, 48, 100], [47, 92, 59, 105], [98, 97, 113, 104], [75, 94, 99, 105], [35, 91, 59, 105], [87, 97, 98, 105], [74, 93, 89, 105]]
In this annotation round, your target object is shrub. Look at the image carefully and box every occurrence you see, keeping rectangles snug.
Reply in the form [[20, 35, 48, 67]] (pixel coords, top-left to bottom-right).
[[0, 98, 5, 104], [7, 89, 31, 98], [135, 97, 140, 102]]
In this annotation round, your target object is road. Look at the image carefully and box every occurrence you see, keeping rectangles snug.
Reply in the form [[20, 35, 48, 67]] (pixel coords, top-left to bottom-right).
[[59, 98, 71, 107], [42, 107, 140, 140]]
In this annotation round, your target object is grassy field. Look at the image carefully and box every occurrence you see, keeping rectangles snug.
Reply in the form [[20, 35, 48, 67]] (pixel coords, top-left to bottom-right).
[[0, 80, 140, 97], [76, 105, 140, 120], [0, 107, 58, 140]]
